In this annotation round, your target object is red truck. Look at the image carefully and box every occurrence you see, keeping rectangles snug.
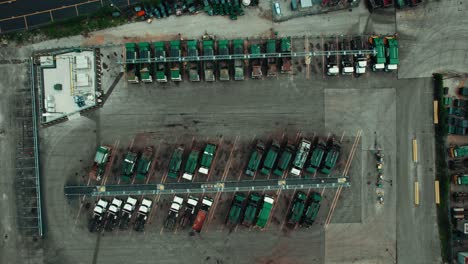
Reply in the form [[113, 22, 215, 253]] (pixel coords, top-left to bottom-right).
[[192, 196, 213, 233]]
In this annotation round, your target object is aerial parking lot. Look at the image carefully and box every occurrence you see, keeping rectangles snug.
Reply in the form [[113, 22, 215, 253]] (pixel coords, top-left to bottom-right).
[[3, 0, 467, 263]]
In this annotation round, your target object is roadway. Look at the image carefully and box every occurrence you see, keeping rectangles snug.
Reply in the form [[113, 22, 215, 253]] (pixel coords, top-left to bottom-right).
[[64, 177, 350, 196]]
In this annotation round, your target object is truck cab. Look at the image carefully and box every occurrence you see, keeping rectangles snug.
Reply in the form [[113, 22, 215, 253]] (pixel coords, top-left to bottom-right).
[[89, 199, 109, 233], [164, 195, 184, 231], [290, 139, 312, 176], [182, 150, 200, 181], [340, 40, 354, 75], [134, 198, 153, 232], [105, 198, 123, 231], [351, 37, 368, 75], [121, 151, 138, 182], [89, 145, 111, 181], [180, 196, 199, 228], [369, 36, 386, 71], [256, 195, 275, 228], [325, 43, 339, 76], [168, 147, 184, 179], [384, 37, 399, 71], [119, 196, 138, 230]]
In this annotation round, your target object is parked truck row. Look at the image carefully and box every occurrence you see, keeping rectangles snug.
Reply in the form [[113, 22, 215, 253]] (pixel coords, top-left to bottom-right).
[[245, 138, 341, 178], [124, 35, 398, 83]]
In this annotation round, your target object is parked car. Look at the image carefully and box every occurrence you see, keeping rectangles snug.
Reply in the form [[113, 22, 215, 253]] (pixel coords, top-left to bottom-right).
[[274, 2, 281, 15]]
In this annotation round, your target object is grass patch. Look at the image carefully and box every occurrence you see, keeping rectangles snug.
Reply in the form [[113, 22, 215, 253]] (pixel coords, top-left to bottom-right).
[[433, 73, 452, 262], [3, 6, 128, 44]]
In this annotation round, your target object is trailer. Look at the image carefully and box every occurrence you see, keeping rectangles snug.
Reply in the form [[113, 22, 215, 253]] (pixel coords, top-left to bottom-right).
[[125, 43, 139, 83], [203, 40, 216, 81], [198, 144, 217, 175], [218, 40, 230, 81], [242, 193, 261, 226], [182, 150, 200, 181], [89, 145, 112, 181], [164, 195, 184, 231], [351, 37, 368, 75], [119, 196, 138, 230], [89, 199, 109, 233], [245, 141, 265, 177], [138, 42, 153, 82], [170, 40, 182, 81], [121, 151, 138, 182], [306, 141, 326, 174], [302, 192, 322, 227], [369, 36, 386, 71], [325, 42, 339, 76], [287, 191, 306, 226], [340, 39, 354, 75], [104, 198, 123, 231], [250, 44, 263, 79], [187, 40, 200, 82], [266, 39, 278, 77], [134, 198, 153, 232], [136, 146, 153, 181], [290, 139, 312, 176], [256, 195, 274, 228], [179, 196, 199, 228], [233, 39, 245, 80], [280, 37, 292, 74], [168, 147, 184, 179], [154, 42, 168, 82], [384, 37, 399, 71], [192, 196, 213, 233], [260, 141, 280, 175], [273, 144, 295, 177], [227, 193, 246, 225], [321, 141, 341, 175]]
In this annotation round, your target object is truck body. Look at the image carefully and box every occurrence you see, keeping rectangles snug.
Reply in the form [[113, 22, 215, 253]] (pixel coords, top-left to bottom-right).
[[170, 40, 182, 81], [138, 42, 152, 82], [280, 37, 292, 74], [192, 196, 214, 232], [245, 141, 265, 177], [369, 36, 386, 71], [168, 147, 184, 179], [260, 141, 280, 175], [125, 43, 139, 83], [233, 39, 245, 80], [290, 139, 312, 176], [119, 196, 138, 230], [198, 144, 217, 175], [325, 43, 339, 76], [89, 145, 111, 181], [104, 198, 123, 231], [134, 198, 153, 232], [250, 44, 263, 79], [454, 175, 468, 185], [218, 40, 230, 81], [182, 150, 200, 181], [256, 195, 274, 228], [187, 40, 200, 82], [351, 37, 367, 74], [449, 145, 468, 158], [89, 199, 109, 232], [384, 37, 399, 71], [164, 195, 184, 231], [266, 39, 278, 77], [227, 193, 246, 225], [179, 196, 199, 228], [287, 191, 306, 226], [321, 142, 341, 175], [136, 146, 153, 181], [302, 192, 322, 227], [154, 42, 167, 82], [273, 144, 295, 177], [203, 40, 216, 81], [340, 40, 354, 75], [121, 151, 138, 182], [306, 141, 326, 174], [242, 193, 261, 226]]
